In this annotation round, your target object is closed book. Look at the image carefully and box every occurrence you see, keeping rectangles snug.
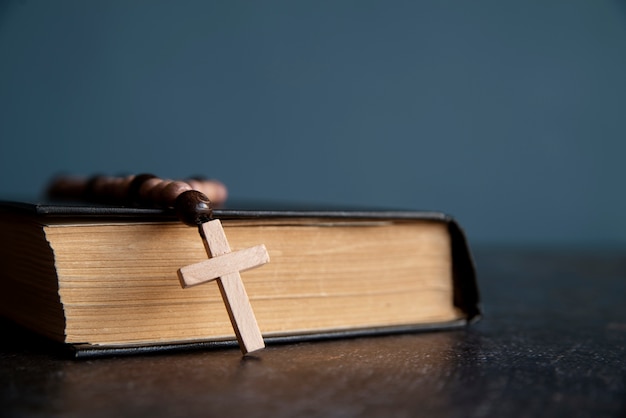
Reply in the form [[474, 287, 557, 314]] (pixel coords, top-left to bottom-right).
[[0, 201, 480, 357]]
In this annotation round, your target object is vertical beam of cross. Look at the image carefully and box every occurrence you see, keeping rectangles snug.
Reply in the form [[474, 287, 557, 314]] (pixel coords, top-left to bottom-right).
[[177, 219, 269, 355]]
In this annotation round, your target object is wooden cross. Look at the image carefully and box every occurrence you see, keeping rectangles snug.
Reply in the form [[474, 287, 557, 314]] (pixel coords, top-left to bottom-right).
[[177, 219, 269, 355]]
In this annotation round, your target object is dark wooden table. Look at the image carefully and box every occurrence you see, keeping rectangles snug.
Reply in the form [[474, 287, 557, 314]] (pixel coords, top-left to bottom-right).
[[2, 249, 625, 417]]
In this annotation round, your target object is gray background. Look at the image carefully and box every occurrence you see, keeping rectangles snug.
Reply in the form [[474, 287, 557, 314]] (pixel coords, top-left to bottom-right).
[[1, 0, 625, 246]]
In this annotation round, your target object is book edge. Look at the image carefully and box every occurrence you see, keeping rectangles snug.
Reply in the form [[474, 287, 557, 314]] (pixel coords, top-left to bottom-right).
[[67, 319, 471, 358]]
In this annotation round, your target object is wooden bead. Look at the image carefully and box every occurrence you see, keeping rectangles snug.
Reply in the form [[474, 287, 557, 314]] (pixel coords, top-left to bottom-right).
[[127, 174, 157, 204], [91, 175, 131, 203], [101, 176, 123, 201], [175, 190, 212, 226], [47, 175, 88, 200], [186, 179, 228, 205], [137, 178, 164, 205], [209, 180, 228, 205], [47, 173, 226, 219], [111, 175, 136, 201], [85, 175, 111, 201], [148, 179, 173, 207], [161, 181, 193, 208]]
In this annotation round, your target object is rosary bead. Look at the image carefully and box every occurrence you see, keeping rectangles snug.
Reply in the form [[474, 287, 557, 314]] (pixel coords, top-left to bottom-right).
[[47, 175, 87, 200], [148, 179, 173, 206], [186, 178, 228, 205], [47, 173, 224, 226], [161, 181, 193, 208], [100, 176, 125, 201], [85, 175, 112, 201], [175, 190, 213, 226], [111, 175, 136, 201], [138, 178, 166, 205], [127, 174, 157, 204]]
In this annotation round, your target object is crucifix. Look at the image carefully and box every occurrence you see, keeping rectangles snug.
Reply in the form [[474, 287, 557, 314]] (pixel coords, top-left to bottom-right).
[[47, 173, 270, 356], [177, 219, 269, 355]]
